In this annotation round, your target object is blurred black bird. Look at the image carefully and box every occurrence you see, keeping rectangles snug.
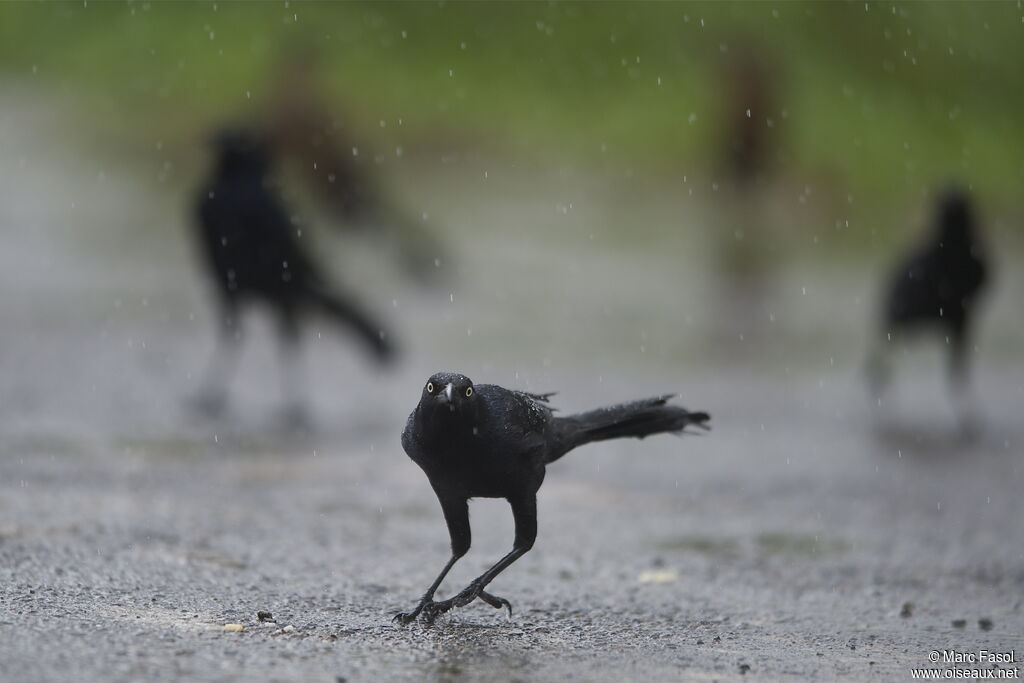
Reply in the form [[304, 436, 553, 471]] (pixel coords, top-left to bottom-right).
[[394, 372, 709, 624], [867, 188, 990, 417], [193, 129, 394, 415]]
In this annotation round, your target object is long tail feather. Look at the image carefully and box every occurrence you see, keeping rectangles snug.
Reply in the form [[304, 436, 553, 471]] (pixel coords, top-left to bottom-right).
[[548, 395, 709, 463], [308, 285, 395, 363]]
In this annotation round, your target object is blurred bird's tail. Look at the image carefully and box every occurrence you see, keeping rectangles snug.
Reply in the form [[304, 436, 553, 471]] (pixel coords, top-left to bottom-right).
[[548, 395, 709, 463], [385, 211, 449, 285], [308, 286, 396, 364]]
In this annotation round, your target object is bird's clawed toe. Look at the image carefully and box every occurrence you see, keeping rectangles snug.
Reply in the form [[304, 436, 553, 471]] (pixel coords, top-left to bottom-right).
[[421, 599, 452, 624], [392, 610, 419, 626], [478, 590, 513, 618], [394, 599, 452, 625], [395, 585, 507, 625]]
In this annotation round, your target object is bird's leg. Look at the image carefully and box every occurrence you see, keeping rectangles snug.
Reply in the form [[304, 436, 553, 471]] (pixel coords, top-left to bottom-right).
[[193, 304, 242, 415], [424, 495, 536, 623], [947, 326, 977, 437], [394, 553, 461, 626], [276, 308, 308, 426], [865, 333, 893, 403], [394, 496, 470, 625], [947, 327, 968, 392]]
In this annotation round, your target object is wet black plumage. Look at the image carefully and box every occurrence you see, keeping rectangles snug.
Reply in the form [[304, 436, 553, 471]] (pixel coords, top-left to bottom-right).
[[193, 129, 393, 411], [394, 372, 709, 624]]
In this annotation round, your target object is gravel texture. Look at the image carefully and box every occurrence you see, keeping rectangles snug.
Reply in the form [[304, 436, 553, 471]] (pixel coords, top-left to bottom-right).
[[1, 92, 1022, 682]]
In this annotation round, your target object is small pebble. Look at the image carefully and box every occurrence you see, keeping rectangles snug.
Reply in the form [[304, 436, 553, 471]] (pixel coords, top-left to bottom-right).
[[223, 623, 244, 632], [739, 663, 751, 675], [257, 611, 273, 622], [900, 602, 914, 618], [951, 619, 967, 629], [283, 625, 296, 633], [978, 618, 993, 631]]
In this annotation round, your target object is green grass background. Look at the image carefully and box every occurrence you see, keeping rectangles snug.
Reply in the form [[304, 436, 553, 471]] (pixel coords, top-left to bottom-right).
[[1, 1, 1022, 244]]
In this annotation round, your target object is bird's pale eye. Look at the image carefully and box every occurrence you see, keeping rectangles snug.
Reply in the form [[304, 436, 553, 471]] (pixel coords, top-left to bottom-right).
[[426, 382, 434, 394], [465, 387, 473, 397]]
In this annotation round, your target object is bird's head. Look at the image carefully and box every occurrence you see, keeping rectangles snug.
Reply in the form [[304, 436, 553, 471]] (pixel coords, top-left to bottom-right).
[[935, 186, 975, 248], [208, 128, 272, 177], [418, 371, 479, 418]]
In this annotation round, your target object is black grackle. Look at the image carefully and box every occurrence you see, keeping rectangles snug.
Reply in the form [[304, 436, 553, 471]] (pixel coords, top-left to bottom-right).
[[867, 187, 990, 417], [394, 372, 709, 624]]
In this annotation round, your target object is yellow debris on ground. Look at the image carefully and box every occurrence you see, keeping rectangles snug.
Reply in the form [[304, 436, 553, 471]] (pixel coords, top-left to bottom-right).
[[637, 569, 679, 584]]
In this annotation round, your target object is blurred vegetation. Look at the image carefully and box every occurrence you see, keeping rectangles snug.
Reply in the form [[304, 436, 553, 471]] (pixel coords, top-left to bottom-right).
[[1, 1, 1022, 238]]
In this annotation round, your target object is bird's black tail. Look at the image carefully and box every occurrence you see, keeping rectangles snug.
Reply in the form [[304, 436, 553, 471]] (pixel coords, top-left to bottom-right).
[[308, 285, 396, 364], [379, 209, 449, 286], [548, 395, 709, 463]]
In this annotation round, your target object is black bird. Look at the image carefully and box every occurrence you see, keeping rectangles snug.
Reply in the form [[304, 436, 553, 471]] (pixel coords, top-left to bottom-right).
[[394, 372, 710, 624], [193, 129, 394, 413], [868, 188, 989, 410]]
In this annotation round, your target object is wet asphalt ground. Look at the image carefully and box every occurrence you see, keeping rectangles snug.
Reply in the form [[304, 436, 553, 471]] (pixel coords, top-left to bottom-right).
[[1, 94, 1023, 681]]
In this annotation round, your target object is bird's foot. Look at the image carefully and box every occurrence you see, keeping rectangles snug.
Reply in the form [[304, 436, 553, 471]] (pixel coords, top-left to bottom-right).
[[957, 413, 981, 443], [392, 607, 423, 626], [395, 586, 512, 625], [420, 599, 450, 624], [393, 598, 430, 625], [187, 389, 229, 418], [393, 592, 436, 626], [279, 402, 313, 433], [419, 583, 511, 624], [478, 590, 513, 620]]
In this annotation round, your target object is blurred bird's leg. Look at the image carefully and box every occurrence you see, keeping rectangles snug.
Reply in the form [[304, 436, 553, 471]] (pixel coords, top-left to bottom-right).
[[865, 338, 891, 404], [397, 224, 447, 285], [947, 327, 978, 437], [422, 495, 534, 624], [276, 308, 309, 427], [373, 208, 447, 286], [192, 305, 242, 416]]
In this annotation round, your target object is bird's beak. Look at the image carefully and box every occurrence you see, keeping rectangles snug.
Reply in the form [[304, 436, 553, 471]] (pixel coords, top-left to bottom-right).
[[436, 383, 454, 403], [435, 383, 455, 411]]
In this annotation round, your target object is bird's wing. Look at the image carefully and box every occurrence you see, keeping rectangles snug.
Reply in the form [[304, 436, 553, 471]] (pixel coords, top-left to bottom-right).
[[513, 390, 557, 406], [478, 385, 554, 439], [243, 187, 326, 284]]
